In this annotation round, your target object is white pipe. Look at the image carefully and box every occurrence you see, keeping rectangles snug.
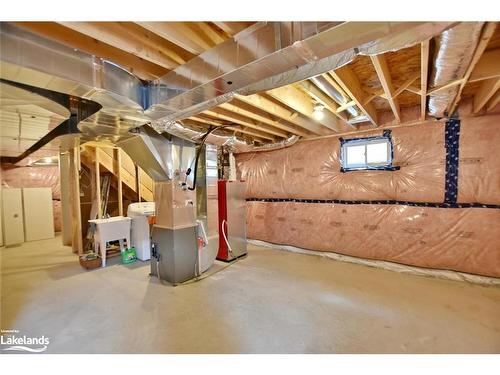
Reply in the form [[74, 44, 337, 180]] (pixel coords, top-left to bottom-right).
[[221, 219, 234, 258]]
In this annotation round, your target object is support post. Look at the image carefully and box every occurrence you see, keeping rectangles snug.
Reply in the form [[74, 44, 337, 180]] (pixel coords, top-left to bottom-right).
[[135, 163, 141, 202], [59, 152, 72, 246], [115, 147, 123, 216], [95, 146, 102, 219], [70, 145, 83, 254]]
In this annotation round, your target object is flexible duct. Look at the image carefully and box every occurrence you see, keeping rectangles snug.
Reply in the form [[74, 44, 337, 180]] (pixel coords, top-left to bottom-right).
[[150, 118, 299, 153], [428, 22, 484, 117], [310, 76, 360, 118]]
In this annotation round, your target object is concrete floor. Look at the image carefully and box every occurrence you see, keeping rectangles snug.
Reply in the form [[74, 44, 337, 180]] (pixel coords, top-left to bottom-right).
[[1, 234, 500, 354]]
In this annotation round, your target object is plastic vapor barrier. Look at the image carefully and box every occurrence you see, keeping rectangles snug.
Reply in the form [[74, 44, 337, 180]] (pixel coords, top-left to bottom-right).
[[237, 120, 446, 202], [458, 113, 500, 205], [237, 113, 500, 278], [246, 201, 500, 278]]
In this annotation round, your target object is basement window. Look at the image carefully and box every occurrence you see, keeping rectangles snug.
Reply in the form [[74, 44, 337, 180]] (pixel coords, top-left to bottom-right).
[[340, 134, 397, 172]]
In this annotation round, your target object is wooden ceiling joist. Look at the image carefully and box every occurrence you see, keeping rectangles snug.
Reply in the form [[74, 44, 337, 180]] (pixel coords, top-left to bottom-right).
[[298, 80, 348, 122], [448, 22, 498, 115], [473, 78, 500, 113], [336, 101, 356, 113], [370, 54, 401, 123], [135, 22, 211, 55], [212, 22, 254, 36], [267, 85, 340, 132], [364, 74, 420, 105], [379, 74, 421, 100], [196, 22, 227, 46], [234, 94, 327, 136], [202, 108, 289, 138], [14, 22, 169, 80], [58, 22, 195, 70], [220, 101, 310, 138], [395, 74, 421, 98], [421, 40, 430, 120], [406, 84, 422, 96], [330, 65, 378, 126], [427, 78, 465, 96], [323, 73, 350, 102]]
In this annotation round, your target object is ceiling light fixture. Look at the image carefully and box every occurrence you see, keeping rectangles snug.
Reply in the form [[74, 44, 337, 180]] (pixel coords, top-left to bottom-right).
[[312, 104, 325, 121]]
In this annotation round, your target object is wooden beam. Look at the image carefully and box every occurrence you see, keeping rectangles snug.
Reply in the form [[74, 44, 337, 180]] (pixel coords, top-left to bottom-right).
[[114, 148, 123, 217], [448, 22, 498, 115], [196, 22, 227, 45], [427, 78, 465, 96], [58, 152, 72, 246], [70, 146, 83, 255], [203, 108, 289, 138], [58, 22, 195, 70], [336, 101, 356, 113], [365, 74, 420, 104], [212, 22, 254, 36], [421, 40, 430, 121], [134, 164, 141, 202], [234, 94, 328, 136], [323, 73, 350, 102], [469, 48, 500, 82], [94, 147, 102, 219], [486, 89, 500, 111], [473, 78, 500, 113], [136, 22, 212, 54], [267, 85, 341, 131], [406, 84, 422, 96], [221, 101, 310, 137], [371, 54, 401, 122], [393, 74, 421, 99], [330, 65, 378, 126], [15, 22, 168, 80], [298, 80, 349, 122]]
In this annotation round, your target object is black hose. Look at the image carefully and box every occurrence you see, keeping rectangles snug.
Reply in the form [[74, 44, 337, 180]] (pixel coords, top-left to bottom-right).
[[186, 125, 240, 191]]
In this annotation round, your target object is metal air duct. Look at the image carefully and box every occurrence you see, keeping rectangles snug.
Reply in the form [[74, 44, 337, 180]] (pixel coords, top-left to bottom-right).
[[428, 22, 484, 117], [146, 22, 455, 123], [1, 21, 457, 162]]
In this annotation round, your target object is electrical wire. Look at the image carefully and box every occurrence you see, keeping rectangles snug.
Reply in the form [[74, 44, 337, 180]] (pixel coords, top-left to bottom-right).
[[186, 124, 241, 191]]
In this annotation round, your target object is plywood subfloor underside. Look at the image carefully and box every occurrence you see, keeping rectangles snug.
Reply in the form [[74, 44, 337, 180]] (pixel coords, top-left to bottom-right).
[[1, 235, 499, 353]]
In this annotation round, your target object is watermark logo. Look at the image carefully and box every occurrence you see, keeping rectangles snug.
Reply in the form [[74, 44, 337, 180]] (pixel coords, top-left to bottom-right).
[[1, 329, 50, 353]]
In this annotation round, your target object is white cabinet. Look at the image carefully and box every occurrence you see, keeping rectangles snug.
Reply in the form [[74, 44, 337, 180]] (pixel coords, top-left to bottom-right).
[[22, 188, 54, 241], [2, 188, 25, 246]]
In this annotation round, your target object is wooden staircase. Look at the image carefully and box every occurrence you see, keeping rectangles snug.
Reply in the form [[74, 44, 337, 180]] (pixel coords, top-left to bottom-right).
[[66, 143, 156, 255], [80, 145, 154, 203]]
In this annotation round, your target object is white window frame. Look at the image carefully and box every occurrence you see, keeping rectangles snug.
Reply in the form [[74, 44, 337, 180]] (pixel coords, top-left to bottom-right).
[[341, 137, 392, 171]]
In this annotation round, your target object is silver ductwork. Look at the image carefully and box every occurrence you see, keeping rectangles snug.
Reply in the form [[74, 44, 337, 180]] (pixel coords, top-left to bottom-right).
[[1, 21, 457, 161], [151, 118, 300, 153], [117, 125, 175, 181], [0, 23, 150, 149], [146, 22, 455, 123], [428, 22, 484, 117]]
